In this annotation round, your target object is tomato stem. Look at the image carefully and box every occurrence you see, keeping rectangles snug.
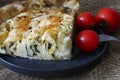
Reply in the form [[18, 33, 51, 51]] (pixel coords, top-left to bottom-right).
[[99, 20, 108, 31]]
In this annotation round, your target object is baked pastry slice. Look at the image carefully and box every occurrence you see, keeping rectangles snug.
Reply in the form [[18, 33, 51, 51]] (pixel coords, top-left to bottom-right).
[[0, 0, 80, 60]]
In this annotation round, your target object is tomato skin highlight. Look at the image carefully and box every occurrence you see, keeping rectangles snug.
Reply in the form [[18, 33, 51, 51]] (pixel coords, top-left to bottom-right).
[[96, 8, 120, 34], [76, 12, 97, 30], [75, 30, 99, 52]]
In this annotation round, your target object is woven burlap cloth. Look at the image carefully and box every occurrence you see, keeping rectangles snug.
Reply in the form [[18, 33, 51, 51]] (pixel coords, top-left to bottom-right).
[[0, 0, 120, 80]]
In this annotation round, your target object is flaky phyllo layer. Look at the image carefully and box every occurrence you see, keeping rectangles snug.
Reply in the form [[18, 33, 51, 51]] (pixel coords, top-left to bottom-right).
[[0, 0, 80, 60]]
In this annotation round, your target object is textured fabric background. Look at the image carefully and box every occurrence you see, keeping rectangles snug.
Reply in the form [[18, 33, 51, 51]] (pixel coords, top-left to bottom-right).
[[0, 0, 120, 80]]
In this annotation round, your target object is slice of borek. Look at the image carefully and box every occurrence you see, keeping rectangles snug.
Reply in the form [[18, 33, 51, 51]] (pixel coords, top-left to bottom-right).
[[0, 8, 76, 60]]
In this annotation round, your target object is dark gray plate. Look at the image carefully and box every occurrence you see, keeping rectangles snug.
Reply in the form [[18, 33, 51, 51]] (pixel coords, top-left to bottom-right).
[[0, 27, 107, 78], [0, 0, 107, 78]]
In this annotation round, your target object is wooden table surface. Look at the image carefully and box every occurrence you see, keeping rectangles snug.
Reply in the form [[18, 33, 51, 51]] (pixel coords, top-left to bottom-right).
[[0, 0, 120, 80]]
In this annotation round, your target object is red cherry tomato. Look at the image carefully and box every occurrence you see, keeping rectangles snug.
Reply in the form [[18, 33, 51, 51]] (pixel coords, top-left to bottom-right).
[[75, 30, 99, 52], [76, 12, 97, 30], [96, 8, 120, 34]]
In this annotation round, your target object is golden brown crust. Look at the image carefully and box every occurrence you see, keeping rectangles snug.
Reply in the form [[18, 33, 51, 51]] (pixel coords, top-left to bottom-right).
[[26, 0, 80, 12], [0, 31, 8, 43], [0, 1, 26, 24], [0, 0, 80, 24]]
